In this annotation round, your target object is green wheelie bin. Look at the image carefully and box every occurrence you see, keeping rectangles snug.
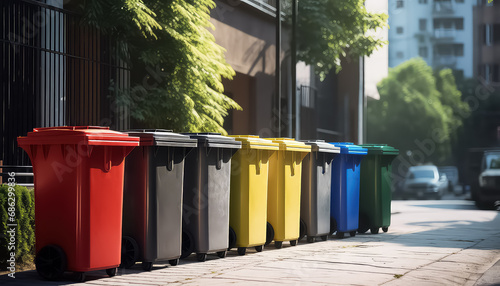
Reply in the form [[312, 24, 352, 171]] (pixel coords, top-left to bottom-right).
[[358, 144, 399, 235]]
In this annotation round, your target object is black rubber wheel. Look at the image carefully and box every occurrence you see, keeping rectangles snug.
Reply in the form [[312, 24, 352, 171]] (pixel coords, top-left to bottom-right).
[[336, 231, 345, 239], [169, 258, 180, 266], [370, 228, 380, 234], [255, 245, 263, 252], [217, 250, 227, 258], [299, 219, 307, 241], [265, 222, 275, 246], [228, 226, 237, 250], [75, 272, 85, 282], [290, 240, 297, 246], [382, 227, 389, 233], [142, 262, 153, 271], [237, 247, 246, 255], [275, 241, 283, 249], [35, 244, 67, 281], [349, 231, 356, 237], [307, 236, 315, 243], [196, 253, 207, 262], [106, 268, 117, 277], [320, 235, 328, 241], [181, 230, 194, 259], [357, 227, 369, 234], [120, 236, 139, 269]]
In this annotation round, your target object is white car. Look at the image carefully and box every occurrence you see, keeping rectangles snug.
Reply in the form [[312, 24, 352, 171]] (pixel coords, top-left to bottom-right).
[[476, 151, 500, 209], [403, 166, 448, 200]]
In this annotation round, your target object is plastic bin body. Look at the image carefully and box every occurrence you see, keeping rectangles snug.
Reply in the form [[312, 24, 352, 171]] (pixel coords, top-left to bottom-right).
[[300, 141, 340, 238], [122, 130, 197, 263], [229, 136, 278, 248], [330, 143, 367, 234], [358, 144, 399, 232], [182, 133, 241, 255], [266, 138, 311, 242], [17, 126, 138, 273]]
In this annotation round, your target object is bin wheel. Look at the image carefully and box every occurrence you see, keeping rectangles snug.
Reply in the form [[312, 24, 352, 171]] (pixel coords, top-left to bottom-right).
[[169, 258, 180, 266], [307, 236, 315, 243], [196, 253, 207, 262], [255, 245, 264, 252], [370, 228, 380, 234], [265, 222, 275, 246], [217, 250, 227, 258], [228, 226, 237, 250], [35, 244, 67, 280], [75, 272, 85, 282], [299, 219, 307, 241], [349, 231, 356, 237], [357, 227, 369, 234], [336, 231, 345, 239], [382, 227, 389, 233], [275, 241, 283, 249], [237, 247, 246, 255], [290, 240, 297, 246], [120, 236, 139, 268], [181, 230, 194, 259], [142, 262, 153, 271], [320, 235, 328, 241], [106, 267, 117, 277]]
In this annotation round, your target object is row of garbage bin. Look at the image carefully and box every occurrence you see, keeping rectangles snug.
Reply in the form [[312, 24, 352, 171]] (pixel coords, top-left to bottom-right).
[[17, 126, 398, 281]]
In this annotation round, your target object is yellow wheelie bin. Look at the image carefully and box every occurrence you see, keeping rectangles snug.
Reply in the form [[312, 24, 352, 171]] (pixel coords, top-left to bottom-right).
[[228, 136, 279, 255], [265, 138, 311, 248]]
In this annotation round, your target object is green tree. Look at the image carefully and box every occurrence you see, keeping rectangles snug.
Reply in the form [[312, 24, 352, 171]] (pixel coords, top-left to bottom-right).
[[296, 0, 388, 80], [367, 58, 469, 164], [81, 0, 240, 134]]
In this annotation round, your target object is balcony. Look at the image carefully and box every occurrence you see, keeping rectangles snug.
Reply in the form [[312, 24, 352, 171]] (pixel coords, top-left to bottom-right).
[[433, 55, 457, 67], [434, 28, 455, 39], [433, 1, 454, 15]]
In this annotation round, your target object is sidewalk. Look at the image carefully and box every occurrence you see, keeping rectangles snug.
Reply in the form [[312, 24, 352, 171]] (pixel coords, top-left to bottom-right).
[[2, 200, 500, 285]]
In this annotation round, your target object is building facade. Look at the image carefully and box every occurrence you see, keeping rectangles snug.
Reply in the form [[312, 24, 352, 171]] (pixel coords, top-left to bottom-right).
[[473, 0, 500, 83], [389, 0, 475, 78]]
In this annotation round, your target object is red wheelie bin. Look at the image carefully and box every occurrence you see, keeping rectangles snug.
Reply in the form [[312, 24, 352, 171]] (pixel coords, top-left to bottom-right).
[[17, 126, 139, 281]]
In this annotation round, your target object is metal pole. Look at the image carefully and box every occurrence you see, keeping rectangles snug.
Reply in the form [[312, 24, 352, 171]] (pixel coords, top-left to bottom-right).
[[276, 0, 281, 137], [291, 0, 298, 139]]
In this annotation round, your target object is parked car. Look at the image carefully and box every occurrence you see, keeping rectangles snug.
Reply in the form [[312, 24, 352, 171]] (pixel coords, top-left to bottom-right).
[[403, 165, 448, 200], [476, 151, 500, 209]]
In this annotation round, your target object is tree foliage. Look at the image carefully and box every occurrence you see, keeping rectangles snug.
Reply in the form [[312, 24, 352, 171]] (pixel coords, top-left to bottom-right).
[[367, 58, 469, 164], [296, 0, 388, 80], [81, 0, 240, 134]]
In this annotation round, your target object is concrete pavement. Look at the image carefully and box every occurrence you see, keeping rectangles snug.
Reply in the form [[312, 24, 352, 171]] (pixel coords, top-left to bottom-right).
[[1, 199, 500, 285]]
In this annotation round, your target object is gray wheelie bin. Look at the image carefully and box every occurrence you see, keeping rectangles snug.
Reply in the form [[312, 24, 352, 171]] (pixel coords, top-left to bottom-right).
[[300, 140, 340, 242], [121, 130, 197, 271], [181, 133, 241, 262]]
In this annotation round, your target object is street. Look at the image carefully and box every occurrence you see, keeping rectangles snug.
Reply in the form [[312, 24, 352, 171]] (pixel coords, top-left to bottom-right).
[[1, 198, 500, 286]]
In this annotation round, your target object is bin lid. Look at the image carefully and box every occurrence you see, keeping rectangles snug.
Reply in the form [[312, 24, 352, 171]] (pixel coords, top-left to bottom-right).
[[265, 138, 311, 153], [228, 135, 279, 151], [329, 142, 367, 155], [359, 144, 399, 155], [300, 140, 341, 154], [126, 129, 197, 147], [17, 126, 139, 146], [183, 133, 242, 149]]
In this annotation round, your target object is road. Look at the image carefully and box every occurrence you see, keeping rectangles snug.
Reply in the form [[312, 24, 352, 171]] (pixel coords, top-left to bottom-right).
[[2, 199, 500, 285]]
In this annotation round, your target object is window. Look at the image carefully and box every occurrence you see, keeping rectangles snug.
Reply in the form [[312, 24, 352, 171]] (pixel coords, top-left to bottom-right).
[[396, 27, 404, 34], [485, 24, 492, 46], [396, 0, 404, 8], [396, 51, 404, 58], [419, 0, 427, 3], [418, 35, 425, 43], [419, 46, 428, 58], [455, 44, 463, 56], [419, 19, 427, 31], [455, 0, 463, 3], [494, 24, 500, 44], [456, 18, 464, 30]]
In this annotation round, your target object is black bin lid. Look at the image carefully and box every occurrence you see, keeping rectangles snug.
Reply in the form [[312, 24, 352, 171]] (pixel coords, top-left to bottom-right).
[[183, 133, 242, 149], [126, 129, 197, 147]]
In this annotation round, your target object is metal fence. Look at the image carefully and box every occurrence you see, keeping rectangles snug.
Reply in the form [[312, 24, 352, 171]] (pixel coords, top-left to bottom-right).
[[1, 0, 130, 165]]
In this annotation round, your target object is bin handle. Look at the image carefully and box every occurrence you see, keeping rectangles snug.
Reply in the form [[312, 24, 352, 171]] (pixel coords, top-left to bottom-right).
[[322, 153, 326, 174], [291, 152, 295, 176], [167, 147, 174, 171], [216, 148, 222, 170], [257, 150, 262, 174], [103, 147, 112, 172]]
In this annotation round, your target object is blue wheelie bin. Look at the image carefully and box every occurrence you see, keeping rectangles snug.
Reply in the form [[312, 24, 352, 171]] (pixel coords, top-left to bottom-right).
[[329, 143, 367, 238]]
